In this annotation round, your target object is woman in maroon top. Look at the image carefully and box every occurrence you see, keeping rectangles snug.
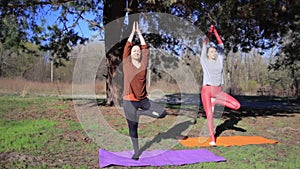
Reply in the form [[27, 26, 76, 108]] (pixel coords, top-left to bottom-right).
[[122, 22, 167, 160]]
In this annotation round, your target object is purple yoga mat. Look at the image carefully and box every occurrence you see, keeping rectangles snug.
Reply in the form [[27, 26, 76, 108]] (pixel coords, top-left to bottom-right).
[[99, 149, 226, 168]]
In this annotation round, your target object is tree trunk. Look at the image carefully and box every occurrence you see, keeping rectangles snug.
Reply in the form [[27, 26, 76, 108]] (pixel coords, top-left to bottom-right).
[[103, 0, 139, 106], [290, 66, 299, 98], [0, 62, 3, 77], [0, 52, 4, 77]]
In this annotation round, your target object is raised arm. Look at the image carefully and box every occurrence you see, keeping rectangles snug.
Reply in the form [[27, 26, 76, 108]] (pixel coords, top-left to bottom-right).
[[128, 22, 135, 43], [136, 22, 146, 46], [213, 27, 224, 56], [123, 22, 136, 60], [201, 25, 214, 60], [204, 25, 214, 44], [213, 27, 223, 45], [135, 22, 148, 64]]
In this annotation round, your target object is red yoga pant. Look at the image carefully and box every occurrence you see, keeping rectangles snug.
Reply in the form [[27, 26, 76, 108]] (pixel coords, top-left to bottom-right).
[[201, 85, 241, 142]]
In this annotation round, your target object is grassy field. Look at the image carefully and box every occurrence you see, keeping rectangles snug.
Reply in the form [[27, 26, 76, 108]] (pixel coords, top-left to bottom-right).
[[0, 93, 299, 168]]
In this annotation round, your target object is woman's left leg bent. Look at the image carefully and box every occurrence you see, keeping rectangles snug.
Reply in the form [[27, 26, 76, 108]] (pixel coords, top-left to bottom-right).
[[212, 88, 241, 110], [137, 98, 167, 118]]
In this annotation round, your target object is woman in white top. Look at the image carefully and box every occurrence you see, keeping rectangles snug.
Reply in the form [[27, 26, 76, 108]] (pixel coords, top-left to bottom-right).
[[200, 25, 241, 146]]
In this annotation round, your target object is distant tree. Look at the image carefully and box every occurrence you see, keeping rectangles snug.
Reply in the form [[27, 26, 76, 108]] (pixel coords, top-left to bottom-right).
[[269, 30, 300, 97], [0, 15, 27, 76]]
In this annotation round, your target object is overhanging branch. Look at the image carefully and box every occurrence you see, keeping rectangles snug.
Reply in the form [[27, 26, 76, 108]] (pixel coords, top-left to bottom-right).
[[1, 0, 75, 7]]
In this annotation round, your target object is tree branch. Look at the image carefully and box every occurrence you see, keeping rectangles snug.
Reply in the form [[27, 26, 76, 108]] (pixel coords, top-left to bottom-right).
[[79, 15, 104, 30], [66, 6, 104, 30], [1, 0, 75, 8]]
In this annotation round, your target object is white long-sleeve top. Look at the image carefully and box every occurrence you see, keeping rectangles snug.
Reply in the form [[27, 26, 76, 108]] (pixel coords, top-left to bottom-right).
[[200, 41, 225, 86]]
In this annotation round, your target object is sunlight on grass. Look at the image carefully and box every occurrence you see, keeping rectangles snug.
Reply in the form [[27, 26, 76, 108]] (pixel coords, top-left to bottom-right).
[[0, 119, 58, 153]]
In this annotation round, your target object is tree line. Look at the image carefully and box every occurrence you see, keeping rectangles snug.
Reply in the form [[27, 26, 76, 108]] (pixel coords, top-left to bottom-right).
[[0, 39, 297, 97], [0, 0, 299, 101]]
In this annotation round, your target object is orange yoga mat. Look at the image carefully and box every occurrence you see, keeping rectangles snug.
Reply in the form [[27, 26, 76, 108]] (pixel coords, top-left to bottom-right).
[[180, 136, 279, 147]]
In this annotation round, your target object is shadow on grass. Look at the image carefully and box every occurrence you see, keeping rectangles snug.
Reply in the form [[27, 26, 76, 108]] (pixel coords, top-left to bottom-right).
[[214, 114, 247, 138], [137, 120, 194, 157], [156, 93, 300, 140], [69, 94, 299, 154]]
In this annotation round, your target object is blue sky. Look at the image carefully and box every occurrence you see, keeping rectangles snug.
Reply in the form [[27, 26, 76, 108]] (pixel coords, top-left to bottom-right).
[[40, 5, 98, 39]]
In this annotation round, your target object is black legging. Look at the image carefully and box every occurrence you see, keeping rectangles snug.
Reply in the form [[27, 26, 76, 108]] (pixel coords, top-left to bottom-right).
[[123, 98, 167, 159]]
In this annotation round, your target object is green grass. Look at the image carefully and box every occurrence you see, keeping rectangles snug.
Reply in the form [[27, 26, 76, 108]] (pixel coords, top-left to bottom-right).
[[0, 95, 59, 116], [0, 95, 98, 168], [0, 119, 58, 153], [0, 94, 299, 169], [67, 121, 84, 131]]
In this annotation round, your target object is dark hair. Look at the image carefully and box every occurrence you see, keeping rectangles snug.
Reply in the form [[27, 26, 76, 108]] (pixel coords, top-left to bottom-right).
[[207, 42, 217, 49], [206, 42, 217, 55], [130, 43, 141, 51], [132, 40, 140, 46]]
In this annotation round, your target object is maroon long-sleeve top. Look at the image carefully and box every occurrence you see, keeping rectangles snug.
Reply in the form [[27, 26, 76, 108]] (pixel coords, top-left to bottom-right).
[[122, 41, 149, 101]]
